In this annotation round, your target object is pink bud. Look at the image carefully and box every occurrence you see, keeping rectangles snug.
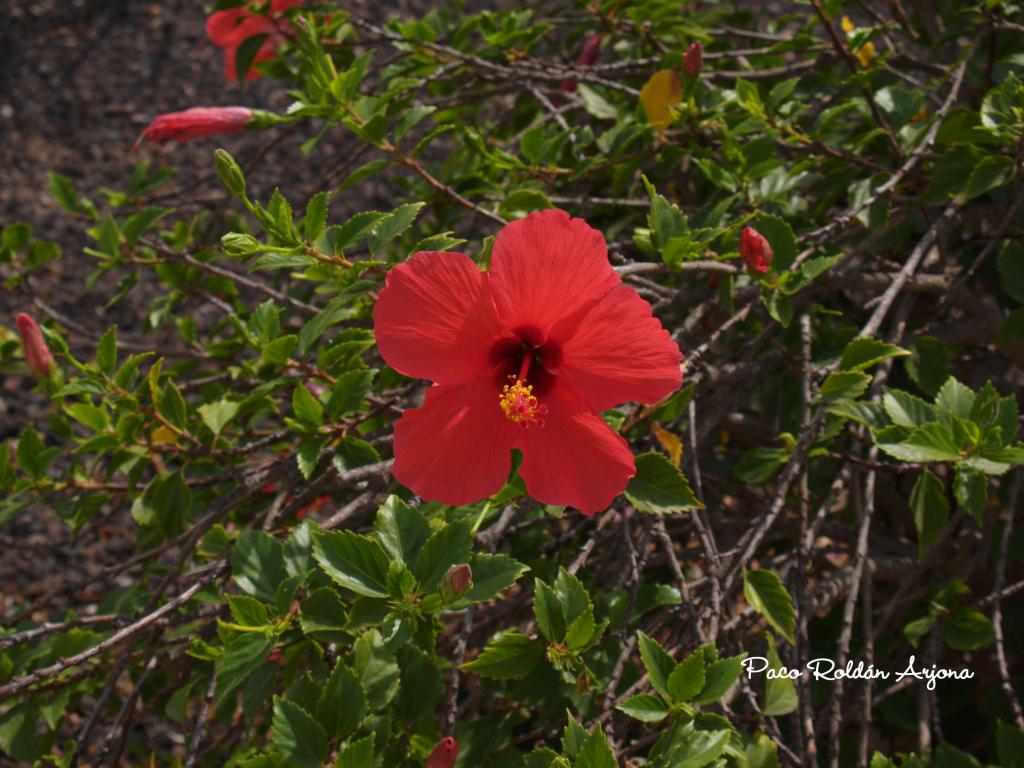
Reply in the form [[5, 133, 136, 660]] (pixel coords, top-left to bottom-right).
[[140, 107, 254, 145], [739, 226, 773, 274], [426, 736, 458, 768], [15, 313, 54, 379], [684, 41, 703, 78], [440, 563, 473, 603]]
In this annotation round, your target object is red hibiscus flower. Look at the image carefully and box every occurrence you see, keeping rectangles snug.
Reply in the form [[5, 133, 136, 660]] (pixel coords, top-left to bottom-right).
[[140, 107, 253, 145], [739, 225, 773, 273], [373, 210, 682, 515], [206, 0, 301, 82], [426, 736, 458, 768]]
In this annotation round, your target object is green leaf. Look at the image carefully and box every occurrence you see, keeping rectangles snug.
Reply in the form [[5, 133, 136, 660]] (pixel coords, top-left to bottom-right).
[[534, 579, 566, 642], [198, 399, 239, 438], [911, 469, 949, 559], [616, 693, 669, 723], [936, 377, 976, 421], [820, 370, 870, 401], [326, 369, 376, 419], [271, 697, 329, 768], [369, 202, 425, 254], [762, 634, 797, 716], [461, 632, 543, 679], [96, 326, 117, 375], [997, 721, 1024, 768], [300, 587, 348, 636], [17, 425, 55, 480], [304, 191, 330, 241], [882, 388, 936, 428], [394, 105, 436, 141], [964, 155, 1015, 200], [565, 607, 597, 651], [233, 32, 270, 84], [352, 630, 401, 709], [49, 172, 78, 212], [996, 241, 1024, 305], [317, 212, 386, 256], [317, 662, 366, 738], [291, 384, 324, 427], [226, 594, 269, 628], [576, 725, 617, 768], [460, 553, 528, 604], [675, 729, 731, 768], [667, 651, 705, 703], [839, 337, 909, 372], [637, 630, 676, 701], [373, 495, 430, 567], [880, 422, 961, 462], [232, 530, 288, 602], [312, 530, 391, 598], [215, 633, 272, 708], [338, 735, 375, 768], [413, 521, 472, 593], [953, 466, 987, 525], [625, 452, 703, 513], [943, 607, 995, 650], [743, 570, 795, 643], [694, 654, 747, 704]]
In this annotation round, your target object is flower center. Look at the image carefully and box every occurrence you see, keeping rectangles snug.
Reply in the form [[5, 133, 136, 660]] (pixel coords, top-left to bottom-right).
[[498, 354, 548, 428]]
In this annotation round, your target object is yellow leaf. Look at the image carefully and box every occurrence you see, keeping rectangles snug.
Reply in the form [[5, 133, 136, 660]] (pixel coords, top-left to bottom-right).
[[854, 40, 875, 67], [640, 69, 682, 133], [840, 15, 856, 33], [152, 425, 179, 446], [651, 422, 683, 467]]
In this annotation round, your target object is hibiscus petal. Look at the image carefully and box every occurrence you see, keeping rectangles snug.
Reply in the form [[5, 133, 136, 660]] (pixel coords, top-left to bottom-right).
[[374, 251, 502, 384], [206, 9, 248, 46], [559, 284, 682, 412], [393, 379, 517, 506], [515, 384, 635, 514], [489, 209, 619, 337]]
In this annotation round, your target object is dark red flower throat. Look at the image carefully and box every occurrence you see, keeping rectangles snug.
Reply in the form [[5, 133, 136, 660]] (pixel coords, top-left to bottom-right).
[[489, 325, 562, 428]]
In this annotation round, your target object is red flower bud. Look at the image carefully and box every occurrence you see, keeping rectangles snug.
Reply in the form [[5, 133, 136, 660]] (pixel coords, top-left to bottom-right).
[[426, 736, 458, 768], [684, 41, 703, 78], [440, 563, 473, 603], [739, 226, 773, 274], [576, 34, 605, 68], [15, 313, 54, 379], [140, 107, 253, 145], [296, 495, 330, 520], [559, 33, 604, 92]]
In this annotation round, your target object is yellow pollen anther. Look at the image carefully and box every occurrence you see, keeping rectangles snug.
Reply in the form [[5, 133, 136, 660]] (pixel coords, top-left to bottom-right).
[[499, 376, 547, 428]]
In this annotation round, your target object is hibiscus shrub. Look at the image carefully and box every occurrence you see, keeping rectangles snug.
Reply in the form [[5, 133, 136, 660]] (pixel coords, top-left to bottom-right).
[[3, 1, 1024, 766]]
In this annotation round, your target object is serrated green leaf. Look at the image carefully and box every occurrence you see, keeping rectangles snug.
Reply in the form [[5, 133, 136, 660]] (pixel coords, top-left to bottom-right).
[[271, 697, 328, 768], [461, 632, 542, 679], [667, 651, 705, 703], [625, 451, 703, 513], [637, 631, 676, 701], [616, 693, 669, 723], [232, 530, 288, 602], [317, 662, 366, 738], [911, 469, 949, 558], [839, 337, 909, 372], [313, 531, 391, 598], [743, 570, 795, 643]]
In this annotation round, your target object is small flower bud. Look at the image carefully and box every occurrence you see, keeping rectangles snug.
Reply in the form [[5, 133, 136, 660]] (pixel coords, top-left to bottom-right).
[[15, 313, 55, 379], [215, 148, 248, 197], [684, 41, 703, 78], [426, 736, 458, 768], [439, 563, 473, 603], [221, 232, 259, 257], [739, 226, 773, 274]]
